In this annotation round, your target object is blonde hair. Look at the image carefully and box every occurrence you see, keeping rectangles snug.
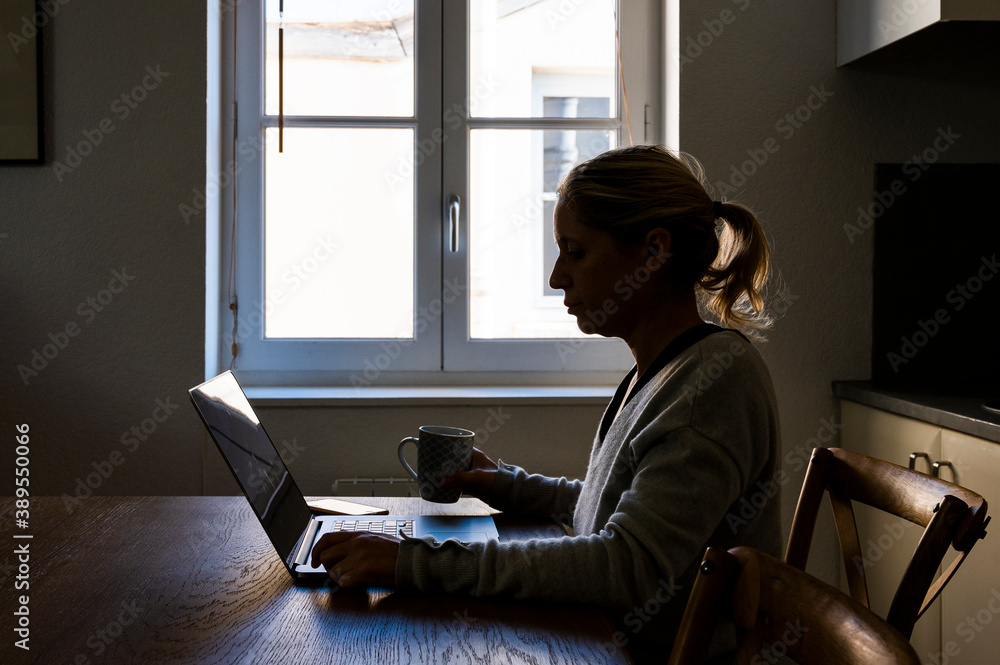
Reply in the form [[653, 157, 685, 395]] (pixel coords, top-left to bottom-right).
[[556, 144, 772, 333]]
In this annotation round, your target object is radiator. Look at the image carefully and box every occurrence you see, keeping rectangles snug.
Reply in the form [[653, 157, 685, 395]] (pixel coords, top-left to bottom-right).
[[331, 477, 419, 497]]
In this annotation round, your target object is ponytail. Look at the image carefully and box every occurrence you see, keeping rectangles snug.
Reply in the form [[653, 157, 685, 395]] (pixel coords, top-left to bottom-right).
[[700, 201, 772, 333]]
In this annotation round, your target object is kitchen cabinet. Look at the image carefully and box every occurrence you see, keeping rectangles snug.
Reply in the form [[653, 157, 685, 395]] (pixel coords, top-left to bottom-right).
[[840, 401, 999, 663], [937, 429, 1000, 665], [838, 0, 1000, 65]]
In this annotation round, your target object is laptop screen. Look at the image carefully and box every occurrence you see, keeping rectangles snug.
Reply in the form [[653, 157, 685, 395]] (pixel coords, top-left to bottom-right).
[[190, 372, 314, 567]]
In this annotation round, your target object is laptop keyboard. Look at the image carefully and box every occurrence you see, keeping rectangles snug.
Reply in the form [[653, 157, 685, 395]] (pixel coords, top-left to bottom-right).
[[331, 519, 413, 538]]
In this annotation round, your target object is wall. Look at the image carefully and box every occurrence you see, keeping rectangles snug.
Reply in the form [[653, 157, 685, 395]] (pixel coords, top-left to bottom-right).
[[2, 0, 998, 589], [2, 0, 208, 499]]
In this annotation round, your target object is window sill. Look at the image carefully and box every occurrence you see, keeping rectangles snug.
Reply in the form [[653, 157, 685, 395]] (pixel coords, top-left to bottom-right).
[[244, 385, 616, 407]]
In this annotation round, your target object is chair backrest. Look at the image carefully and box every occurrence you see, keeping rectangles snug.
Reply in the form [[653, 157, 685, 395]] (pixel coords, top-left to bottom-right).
[[784, 446, 989, 637], [668, 546, 921, 665]]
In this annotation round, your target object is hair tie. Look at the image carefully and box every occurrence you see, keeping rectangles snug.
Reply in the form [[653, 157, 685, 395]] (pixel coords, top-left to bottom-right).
[[713, 200, 725, 219]]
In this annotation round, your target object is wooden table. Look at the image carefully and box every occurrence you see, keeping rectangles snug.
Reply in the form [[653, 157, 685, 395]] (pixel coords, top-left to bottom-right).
[[1, 497, 632, 664]]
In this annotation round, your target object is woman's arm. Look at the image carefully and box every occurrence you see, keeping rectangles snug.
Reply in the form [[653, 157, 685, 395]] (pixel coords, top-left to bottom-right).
[[442, 447, 583, 521], [487, 461, 582, 521], [314, 451, 586, 589], [396, 426, 764, 612]]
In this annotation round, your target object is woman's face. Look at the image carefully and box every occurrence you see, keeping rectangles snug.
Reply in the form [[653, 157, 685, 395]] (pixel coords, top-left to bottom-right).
[[548, 201, 654, 338]]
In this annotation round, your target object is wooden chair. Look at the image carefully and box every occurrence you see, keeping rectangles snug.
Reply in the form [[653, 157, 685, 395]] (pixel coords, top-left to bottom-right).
[[667, 546, 920, 665], [784, 446, 989, 638]]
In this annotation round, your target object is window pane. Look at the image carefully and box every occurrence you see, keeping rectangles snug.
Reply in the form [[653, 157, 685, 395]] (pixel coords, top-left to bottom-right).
[[265, 0, 414, 117], [264, 128, 414, 339], [470, 128, 615, 339], [470, 0, 616, 118]]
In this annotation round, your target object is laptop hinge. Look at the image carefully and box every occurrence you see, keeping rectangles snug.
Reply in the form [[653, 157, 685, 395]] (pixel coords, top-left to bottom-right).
[[293, 517, 321, 567]]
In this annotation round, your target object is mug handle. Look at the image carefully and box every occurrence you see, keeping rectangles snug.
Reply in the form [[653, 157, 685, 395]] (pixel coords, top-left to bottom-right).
[[397, 437, 419, 481]]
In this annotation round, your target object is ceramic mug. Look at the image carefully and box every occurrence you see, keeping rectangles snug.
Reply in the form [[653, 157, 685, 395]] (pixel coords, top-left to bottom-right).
[[397, 426, 475, 503]]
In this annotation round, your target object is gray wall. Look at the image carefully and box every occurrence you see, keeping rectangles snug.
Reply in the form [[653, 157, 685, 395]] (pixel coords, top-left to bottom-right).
[[2, 1, 998, 588], [2, 1, 207, 498]]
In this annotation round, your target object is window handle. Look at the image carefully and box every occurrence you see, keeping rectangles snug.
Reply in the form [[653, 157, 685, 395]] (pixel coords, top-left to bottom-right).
[[448, 195, 461, 253]]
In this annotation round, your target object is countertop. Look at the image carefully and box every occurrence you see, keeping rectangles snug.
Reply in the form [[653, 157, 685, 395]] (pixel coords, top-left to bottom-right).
[[833, 381, 1000, 444]]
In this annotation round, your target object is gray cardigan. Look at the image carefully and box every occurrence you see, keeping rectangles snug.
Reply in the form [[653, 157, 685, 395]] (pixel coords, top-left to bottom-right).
[[395, 326, 781, 659]]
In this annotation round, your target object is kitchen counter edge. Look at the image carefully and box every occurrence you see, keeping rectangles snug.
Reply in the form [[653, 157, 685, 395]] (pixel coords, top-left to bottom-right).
[[833, 381, 1000, 444]]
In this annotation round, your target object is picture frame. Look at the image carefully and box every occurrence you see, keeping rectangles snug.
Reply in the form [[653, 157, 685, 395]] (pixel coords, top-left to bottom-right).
[[1, 0, 44, 164]]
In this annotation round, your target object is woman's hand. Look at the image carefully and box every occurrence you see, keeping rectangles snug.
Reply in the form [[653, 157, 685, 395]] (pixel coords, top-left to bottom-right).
[[439, 447, 499, 503], [311, 532, 399, 589]]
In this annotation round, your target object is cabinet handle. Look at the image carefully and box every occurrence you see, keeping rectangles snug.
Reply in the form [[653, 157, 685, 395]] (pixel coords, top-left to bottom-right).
[[932, 460, 957, 483], [909, 452, 932, 473]]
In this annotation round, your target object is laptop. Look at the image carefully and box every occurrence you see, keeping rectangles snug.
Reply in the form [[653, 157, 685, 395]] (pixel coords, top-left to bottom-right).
[[189, 370, 499, 582]]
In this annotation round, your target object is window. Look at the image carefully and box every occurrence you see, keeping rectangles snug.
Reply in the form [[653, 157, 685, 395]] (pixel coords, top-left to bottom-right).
[[219, 0, 665, 386]]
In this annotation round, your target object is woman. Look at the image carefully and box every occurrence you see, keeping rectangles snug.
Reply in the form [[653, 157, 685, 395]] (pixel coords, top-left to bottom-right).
[[312, 144, 781, 661]]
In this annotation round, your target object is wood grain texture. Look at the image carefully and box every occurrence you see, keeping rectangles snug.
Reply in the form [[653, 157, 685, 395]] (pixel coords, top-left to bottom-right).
[[0, 497, 631, 665], [668, 547, 921, 665]]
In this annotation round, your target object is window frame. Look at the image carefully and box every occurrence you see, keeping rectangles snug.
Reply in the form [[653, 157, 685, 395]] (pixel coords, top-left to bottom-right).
[[215, 0, 665, 387]]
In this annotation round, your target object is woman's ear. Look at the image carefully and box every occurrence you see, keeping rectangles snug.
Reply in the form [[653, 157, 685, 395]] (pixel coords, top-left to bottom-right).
[[644, 229, 672, 266]]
